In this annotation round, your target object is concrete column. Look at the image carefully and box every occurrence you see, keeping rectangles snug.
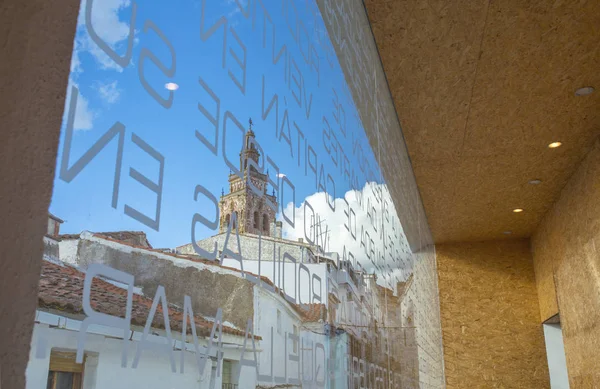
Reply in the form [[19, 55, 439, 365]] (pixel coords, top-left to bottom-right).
[[0, 1, 78, 387]]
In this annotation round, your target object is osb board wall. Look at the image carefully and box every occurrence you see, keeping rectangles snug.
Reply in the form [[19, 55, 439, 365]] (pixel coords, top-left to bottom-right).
[[532, 138, 600, 387], [364, 0, 600, 243], [437, 240, 550, 389], [1, 1, 79, 388]]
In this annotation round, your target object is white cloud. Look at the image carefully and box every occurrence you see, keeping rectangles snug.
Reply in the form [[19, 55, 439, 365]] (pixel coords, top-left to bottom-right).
[[226, 0, 247, 24], [75, 94, 94, 130], [78, 0, 132, 39], [280, 182, 413, 287], [96, 80, 121, 104], [87, 42, 125, 71], [65, 81, 96, 131], [74, 0, 134, 72]]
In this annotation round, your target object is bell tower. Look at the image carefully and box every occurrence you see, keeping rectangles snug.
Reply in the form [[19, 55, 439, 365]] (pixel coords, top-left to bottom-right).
[[218, 119, 278, 236]]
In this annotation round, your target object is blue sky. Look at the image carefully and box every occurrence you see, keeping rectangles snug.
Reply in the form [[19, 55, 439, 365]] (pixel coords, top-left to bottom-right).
[[50, 0, 388, 253]]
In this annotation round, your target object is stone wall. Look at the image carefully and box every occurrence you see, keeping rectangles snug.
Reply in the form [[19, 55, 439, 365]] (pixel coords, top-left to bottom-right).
[[178, 233, 314, 264]]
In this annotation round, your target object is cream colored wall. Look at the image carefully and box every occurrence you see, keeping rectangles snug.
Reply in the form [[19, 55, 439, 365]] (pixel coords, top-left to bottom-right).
[[532, 138, 600, 388], [437, 240, 550, 389]]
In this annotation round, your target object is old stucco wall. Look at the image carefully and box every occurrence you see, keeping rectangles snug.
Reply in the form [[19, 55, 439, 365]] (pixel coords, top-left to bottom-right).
[[532, 138, 600, 387], [436, 240, 550, 389], [42, 237, 60, 260], [76, 239, 254, 329], [0, 1, 78, 388]]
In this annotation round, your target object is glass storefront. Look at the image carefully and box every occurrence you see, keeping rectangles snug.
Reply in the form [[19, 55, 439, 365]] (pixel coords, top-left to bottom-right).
[[30, 0, 445, 388]]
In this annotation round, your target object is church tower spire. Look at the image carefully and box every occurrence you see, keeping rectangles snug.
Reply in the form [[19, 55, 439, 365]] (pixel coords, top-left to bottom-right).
[[240, 118, 260, 172], [219, 119, 278, 236]]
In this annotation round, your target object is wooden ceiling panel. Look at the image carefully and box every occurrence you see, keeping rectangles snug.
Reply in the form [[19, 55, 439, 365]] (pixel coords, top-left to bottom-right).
[[369, 0, 489, 162], [424, 152, 571, 242], [462, 0, 600, 158], [365, 0, 600, 242]]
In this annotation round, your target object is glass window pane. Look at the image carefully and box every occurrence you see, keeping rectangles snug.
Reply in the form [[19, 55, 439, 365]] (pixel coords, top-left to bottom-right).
[[54, 372, 73, 389], [26, 1, 446, 388]]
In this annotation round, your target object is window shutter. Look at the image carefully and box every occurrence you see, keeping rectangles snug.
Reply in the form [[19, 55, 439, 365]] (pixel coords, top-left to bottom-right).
[[49, 351, 84, 373]]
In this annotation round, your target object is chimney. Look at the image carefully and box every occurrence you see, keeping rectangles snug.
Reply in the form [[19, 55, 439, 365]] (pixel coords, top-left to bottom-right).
[[47, 213, 64, 236], [298, 238, 303, 243]]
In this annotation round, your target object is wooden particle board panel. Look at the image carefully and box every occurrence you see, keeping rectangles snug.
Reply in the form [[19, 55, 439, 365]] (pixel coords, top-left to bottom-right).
[[0, 1, 80, 388], [436, 239, 550, 389], [364, 0, 600, 243], [532, 138, 600, 387]]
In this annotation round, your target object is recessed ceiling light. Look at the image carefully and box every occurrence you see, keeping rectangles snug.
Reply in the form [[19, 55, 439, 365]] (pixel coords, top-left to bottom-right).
[[513, 208, 524, 213], [575, 86, 594, 96], [503, 231, 512, 235], [165, 82, 179, 91], [548, 142, 562, 149], [528, 179, 542, 185]]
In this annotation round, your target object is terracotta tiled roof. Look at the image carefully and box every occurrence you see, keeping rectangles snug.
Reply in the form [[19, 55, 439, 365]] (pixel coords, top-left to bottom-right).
[[396, 274, 414, 300], [55, 233, 81, 241], [58, 231, 152, 248], [297, 303, 327, 322], [376, 284, 395, 295], [37, 260, 259, 340], [99, 231, 152, 248]]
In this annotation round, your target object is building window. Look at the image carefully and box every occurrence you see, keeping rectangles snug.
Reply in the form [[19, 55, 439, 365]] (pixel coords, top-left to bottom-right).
[[293, 324, 299, 353], [46, 350, 84, 389], [253, 211, 259, 229], [277, 309, 282, 334], [222, 359, 239, 389], [225, 214, 231, 228], [262, 214, 269, 232]]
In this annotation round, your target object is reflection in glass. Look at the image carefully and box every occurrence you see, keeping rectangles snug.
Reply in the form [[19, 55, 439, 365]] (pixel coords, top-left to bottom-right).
[[31, 0, 445, 387]]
